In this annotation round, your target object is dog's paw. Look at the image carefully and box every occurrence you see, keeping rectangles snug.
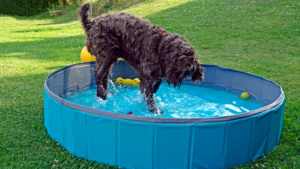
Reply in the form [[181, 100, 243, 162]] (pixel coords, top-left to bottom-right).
[[149, 105, 164, 115], [97, 85, 107, 100], [155, 109, 164, 115], [97, 91, 107, 100]]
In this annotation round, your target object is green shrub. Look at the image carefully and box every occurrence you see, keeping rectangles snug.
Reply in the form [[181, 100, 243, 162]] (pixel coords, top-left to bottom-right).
[[0, 0, 54, 16]]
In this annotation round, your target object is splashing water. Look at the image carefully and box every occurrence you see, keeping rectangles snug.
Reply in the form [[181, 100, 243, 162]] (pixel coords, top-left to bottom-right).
[[63, 82, 265, 118]]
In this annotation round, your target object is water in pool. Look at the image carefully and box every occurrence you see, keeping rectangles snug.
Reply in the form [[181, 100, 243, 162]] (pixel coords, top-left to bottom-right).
[[63, 82, 265, 118]]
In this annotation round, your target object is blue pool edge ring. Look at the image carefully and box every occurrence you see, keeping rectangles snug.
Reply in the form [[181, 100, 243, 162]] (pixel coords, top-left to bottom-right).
[[44, 60, 285, 169]]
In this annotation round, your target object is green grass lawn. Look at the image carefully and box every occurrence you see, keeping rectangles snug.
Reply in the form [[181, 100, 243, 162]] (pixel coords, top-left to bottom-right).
[[0, 0, 300, 168]]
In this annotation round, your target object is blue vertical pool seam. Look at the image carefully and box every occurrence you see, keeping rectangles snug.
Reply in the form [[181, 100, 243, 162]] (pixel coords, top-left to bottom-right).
[[212, 66, 217, 86], [72, 109, 76, 155], [49, 96, 64, 144], [249, 117, 254, 165], [87, 115, 90, 161], [271, 107, 279, 151], [85, 113, 89, 160], [75, 111, 88, 158], [266, 107, 274, 152], [263, 109, 273, 157], [223, 122, 227, 169], [249, 113, 255, 162], [266, 98, 283, 152], [44, 89, 50, 133], [192, 123, 227, 168], [62, 69, 65, 97], [115, 120, 118, 166], [76, 65, 79, 91], [151, 124, 155, 169], [224, 117, 253, 168], [258, 111, 270, 158], [278, 98, 285, 143], [221, 122, 227, 169], [246, 75, 250, 97], [61, 102, 65, 148], [229, 71, 234, 90], [277, 104, 281, 143], [259, 78, 264, 102], [186, 125, 192, 169], [73, 111, 78, 156], [90, 64, 94, 89], [189, 125, 195, 169], [61, 105, 75, 155]]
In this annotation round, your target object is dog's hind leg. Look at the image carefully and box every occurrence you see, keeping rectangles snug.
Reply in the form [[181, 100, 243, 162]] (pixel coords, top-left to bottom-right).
[[152, 77, 163, 93], [94, 57, 117, 100], [101, 63, 114, 94]]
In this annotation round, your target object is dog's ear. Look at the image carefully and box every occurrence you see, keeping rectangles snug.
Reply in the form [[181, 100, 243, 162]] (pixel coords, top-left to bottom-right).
[[165, 62, 179, 87], [165, 55, 189, 87], [191, 65, 204, 84]]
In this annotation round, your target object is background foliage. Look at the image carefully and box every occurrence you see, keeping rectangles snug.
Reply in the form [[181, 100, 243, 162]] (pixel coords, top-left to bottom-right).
[[0, 0, 86, 16], [0, 0, 52, 16]]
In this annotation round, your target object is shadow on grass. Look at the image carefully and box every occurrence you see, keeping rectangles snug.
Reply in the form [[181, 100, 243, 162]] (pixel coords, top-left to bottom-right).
[[12, 22, 81, 34], [13, 27, 63, 33], [0, 34, 86, 62]]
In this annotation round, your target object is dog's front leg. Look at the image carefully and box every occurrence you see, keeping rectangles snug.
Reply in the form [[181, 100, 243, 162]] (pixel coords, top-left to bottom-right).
[[142, 77, 164, 115]]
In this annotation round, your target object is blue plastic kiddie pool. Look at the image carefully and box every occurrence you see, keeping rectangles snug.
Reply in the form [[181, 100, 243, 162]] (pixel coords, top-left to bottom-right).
[[44, 60, 285, 169]]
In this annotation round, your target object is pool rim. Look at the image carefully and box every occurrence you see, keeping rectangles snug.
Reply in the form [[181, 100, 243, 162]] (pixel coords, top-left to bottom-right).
[[44, 61, 285, 124]]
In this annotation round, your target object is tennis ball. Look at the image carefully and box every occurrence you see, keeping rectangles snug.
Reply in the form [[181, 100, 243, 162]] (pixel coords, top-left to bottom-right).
[[241, 92, 250, 99], [80, 46, 96, 62]]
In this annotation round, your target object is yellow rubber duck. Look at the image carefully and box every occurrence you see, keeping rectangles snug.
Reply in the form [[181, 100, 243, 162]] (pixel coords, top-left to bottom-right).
[[115, 77, 140, 86], [122, 79, 134, 85], [133, 78, 140, 86], [115, 77, 123, 85]]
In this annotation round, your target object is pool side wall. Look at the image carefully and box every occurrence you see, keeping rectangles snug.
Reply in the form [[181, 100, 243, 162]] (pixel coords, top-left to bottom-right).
[[44, 90, 285, 169]]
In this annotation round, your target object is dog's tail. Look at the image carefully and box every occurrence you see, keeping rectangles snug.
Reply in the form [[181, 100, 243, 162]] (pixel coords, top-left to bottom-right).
[[78, 3, 91, 33]]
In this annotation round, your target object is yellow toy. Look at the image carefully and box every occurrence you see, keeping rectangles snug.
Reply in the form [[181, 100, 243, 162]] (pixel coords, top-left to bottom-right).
[[115, 77, 140, 86], [80, 46, 96, 62], [133, 78, 140, 86], [241, 92, 250, 99], [115, 77, 123, 84], [122, 79, 134, 85]]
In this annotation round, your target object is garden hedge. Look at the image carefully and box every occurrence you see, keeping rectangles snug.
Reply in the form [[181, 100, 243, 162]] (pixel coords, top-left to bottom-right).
[[0, 0, 56, 16]]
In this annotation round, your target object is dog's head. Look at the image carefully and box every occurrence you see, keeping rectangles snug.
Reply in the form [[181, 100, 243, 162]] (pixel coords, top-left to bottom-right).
[[165, 53, 204, 88]]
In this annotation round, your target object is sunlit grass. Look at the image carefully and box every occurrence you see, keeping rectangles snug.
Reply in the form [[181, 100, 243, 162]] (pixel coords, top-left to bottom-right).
[[0, 0, 300, 168], [125, 0, 194, 17]]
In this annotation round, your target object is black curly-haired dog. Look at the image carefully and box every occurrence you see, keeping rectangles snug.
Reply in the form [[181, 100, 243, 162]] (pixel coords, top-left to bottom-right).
[[78, 3, 204, 114]]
